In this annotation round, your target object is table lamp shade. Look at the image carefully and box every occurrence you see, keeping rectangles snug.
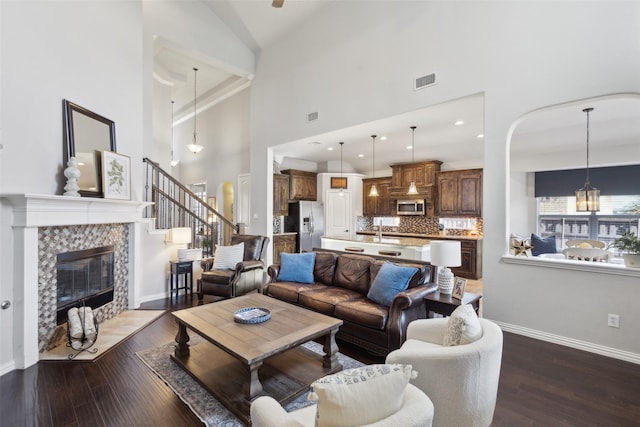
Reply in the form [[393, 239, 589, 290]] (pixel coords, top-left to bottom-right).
[[430, 241, 461, 267], [430, 240, 461, 295], [167, 227, 191, 245]]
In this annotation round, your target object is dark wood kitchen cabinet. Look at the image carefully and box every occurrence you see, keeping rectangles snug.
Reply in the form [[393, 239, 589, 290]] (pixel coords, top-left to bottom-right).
[[273, 174, 290, 216], [437, 169, 482, 217], [362, 177, 393, 216], [390, 160, 442, 198], [450, 239, 482, 279], [281, 169, 317, 201], [273, 233, 297, 265]]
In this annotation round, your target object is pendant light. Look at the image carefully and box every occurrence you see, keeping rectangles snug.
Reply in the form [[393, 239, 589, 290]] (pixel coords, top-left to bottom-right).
[[338, 141, 345, 197], [575, 107, 600, 211], [369, 135, 379, 197], [407, 126, 418, 195], [170, 100, 179, 167], [186, 67, 204, 154]]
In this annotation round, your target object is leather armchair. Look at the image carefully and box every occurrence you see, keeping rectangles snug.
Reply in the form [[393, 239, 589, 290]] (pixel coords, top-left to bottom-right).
[[198, 234, 270, 301]]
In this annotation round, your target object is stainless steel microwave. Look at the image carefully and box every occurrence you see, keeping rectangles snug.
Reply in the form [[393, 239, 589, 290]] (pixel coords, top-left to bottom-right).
[[396, 199, 426, 216]]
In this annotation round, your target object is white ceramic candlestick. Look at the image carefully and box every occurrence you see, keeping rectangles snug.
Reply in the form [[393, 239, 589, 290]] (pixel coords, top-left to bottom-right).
[[63, 157, 81, 197]]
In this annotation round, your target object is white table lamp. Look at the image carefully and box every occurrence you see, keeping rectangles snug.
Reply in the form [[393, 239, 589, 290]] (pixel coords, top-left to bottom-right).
[[430, 240, 461, 295], [167, 227, 192, 261]]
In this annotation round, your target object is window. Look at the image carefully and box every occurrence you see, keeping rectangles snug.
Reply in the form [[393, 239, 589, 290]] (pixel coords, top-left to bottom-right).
[[373, 217, 400, 227], [538, 195, 640, 254]]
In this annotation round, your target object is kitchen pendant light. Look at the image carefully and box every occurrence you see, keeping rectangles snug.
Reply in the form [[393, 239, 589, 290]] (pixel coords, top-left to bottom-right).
[[407, 126, 418, 195], [575, 107, 600, 212], [186, 67, 204, 154], [338, 141, 345, 197], [369, 135, 379, 197], [170, 100, 179, 167]]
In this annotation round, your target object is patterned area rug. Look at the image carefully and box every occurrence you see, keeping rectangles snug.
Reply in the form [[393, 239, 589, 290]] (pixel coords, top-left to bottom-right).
[[136, 337, 364, 427]]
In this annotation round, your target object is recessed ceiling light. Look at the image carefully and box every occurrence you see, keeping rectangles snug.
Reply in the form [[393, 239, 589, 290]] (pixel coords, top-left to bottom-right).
[[380, 136, 387, 141], [327, 147, 334, 151], [406, 145, 412, 150], [358, 154, 364, 158], [477, 134, 484, 139], [454, 120, 465, 126]]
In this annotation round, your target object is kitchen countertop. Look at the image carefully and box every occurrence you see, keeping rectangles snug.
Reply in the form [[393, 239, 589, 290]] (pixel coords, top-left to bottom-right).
[[356, 231, 482, 241], [322, 234, 431, 247], [273, 232, 297, 236]]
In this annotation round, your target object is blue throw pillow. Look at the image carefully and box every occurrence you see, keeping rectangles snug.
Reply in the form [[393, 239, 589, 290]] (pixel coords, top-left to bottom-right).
[[367, 261, 418, 307], [277, 252, 316, 284], [531, 233, 557, 256]]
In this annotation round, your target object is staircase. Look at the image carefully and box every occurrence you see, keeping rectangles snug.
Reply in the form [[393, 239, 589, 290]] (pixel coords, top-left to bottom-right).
[[142, 158, 239, 257]]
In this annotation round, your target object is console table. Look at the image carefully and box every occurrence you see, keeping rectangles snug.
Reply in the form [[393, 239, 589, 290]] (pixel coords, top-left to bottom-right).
[[424, 291, 481, 318]]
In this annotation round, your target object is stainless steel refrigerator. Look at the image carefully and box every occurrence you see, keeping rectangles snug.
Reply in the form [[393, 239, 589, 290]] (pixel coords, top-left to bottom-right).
[[284, 201, 324, 253]]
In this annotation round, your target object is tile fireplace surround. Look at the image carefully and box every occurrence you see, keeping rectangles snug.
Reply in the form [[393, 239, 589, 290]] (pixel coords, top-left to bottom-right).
[[3, 194, 151, 369]]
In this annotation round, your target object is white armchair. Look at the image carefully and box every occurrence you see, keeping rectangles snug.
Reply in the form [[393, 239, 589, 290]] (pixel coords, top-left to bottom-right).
[[250, 383, 434, 427], [386, 318, 503, 427]]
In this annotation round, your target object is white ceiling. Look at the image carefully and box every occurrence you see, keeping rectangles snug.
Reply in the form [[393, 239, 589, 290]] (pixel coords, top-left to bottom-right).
[[153, 1, 640, 175]]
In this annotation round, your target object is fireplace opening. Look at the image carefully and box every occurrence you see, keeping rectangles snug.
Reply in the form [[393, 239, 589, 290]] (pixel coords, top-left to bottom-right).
[[56, 245, 115, 324]]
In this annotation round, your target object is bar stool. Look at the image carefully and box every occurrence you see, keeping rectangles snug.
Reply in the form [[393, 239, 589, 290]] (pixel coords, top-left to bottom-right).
[[344, 247, 365, 253], [379, 250, 402, 257]]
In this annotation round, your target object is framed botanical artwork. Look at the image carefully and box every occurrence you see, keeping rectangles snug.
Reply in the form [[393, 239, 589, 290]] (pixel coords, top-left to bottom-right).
[[330, 177, 347, 189], [452, 277, 467, 300], [101, 150, 130, 200]]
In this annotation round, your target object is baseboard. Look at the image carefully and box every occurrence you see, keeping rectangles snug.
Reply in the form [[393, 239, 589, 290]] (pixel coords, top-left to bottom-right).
[[0, 360, 16, 376], [138, 291, 171, 304], [493, 320, 640, 365]]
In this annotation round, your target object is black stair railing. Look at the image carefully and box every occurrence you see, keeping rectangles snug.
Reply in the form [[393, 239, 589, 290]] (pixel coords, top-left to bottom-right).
[[143, 158, 239, 257]]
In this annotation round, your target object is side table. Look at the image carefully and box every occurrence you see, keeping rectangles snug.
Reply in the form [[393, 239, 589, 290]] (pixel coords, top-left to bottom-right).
[[170, 260, 193, 298], [424, 291, 482, 318]]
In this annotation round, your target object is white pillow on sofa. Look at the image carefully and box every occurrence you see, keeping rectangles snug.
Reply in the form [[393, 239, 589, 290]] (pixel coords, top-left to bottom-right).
[[310, 364, 413, 427], [443, 304, 482, 346], [212, 242, 244, 270]]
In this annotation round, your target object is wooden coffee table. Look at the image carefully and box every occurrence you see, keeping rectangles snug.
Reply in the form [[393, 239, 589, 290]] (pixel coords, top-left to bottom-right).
[[171, 293, 343, 425]]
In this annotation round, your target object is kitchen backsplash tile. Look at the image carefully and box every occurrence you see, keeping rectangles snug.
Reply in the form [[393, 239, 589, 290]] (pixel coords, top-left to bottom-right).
[[358, 216, 483, 237]]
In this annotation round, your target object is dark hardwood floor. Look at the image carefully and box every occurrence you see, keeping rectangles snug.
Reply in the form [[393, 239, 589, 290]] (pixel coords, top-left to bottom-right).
[[2, 295, 639, 426]]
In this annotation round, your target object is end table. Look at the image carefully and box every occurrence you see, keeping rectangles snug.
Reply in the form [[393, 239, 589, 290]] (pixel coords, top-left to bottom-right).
[[424, 291, 482, 318], [170, 260, 193, 298]]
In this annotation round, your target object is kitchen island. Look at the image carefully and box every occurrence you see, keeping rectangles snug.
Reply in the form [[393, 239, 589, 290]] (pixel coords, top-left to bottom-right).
[[321, 232, 483, 279], [320, 234, 431, 261]]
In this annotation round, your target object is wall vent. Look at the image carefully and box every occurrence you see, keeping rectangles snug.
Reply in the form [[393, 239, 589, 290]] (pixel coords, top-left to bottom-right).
[[307, 111, 319, 122], [414, 73, 436, 91]]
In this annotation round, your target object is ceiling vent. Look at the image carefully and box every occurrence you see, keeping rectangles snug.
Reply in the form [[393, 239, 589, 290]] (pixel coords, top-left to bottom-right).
[[414, 73, 436, 91], [307, 111, 319, 122]]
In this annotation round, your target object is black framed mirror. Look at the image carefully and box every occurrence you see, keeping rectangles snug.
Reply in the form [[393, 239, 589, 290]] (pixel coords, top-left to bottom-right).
[[63, 99, 116, 197]]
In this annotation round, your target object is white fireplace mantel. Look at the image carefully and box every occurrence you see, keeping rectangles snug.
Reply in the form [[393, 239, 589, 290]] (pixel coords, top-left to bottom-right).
[[2, 193, 153, 370], [3, 193, 152, 227]]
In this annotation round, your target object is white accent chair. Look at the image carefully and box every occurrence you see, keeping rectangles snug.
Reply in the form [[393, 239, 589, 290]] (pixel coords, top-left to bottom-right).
[[562, 247, 611, 262], [566, 239, 606, 249], [250, 383, 434, 427], [386, 318, 503, 427]]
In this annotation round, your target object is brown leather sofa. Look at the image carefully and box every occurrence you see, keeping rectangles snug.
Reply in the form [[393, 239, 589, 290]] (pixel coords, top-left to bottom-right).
[[265, 251, 437, 356], [198, 234, 270, 300]]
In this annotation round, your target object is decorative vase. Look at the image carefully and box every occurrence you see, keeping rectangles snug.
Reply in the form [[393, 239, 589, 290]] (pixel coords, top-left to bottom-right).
[[622, 254, 640, 269], [63, 157, 81, 197]]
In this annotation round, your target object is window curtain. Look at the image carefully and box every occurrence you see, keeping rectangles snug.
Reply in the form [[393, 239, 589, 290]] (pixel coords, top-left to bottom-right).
[[534, 165, 640, 198]]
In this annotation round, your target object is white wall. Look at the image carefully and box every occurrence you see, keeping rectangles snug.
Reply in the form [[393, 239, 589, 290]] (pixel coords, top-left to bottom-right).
[[509, 171, 535, 236], [176, 87, 251, 192], [249, 1, 640, 358], [0, 0, 145, 372]]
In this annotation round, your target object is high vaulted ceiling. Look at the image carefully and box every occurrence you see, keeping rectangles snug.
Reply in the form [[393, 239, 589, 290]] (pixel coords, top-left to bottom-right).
[[153, 1, 640, 175]]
